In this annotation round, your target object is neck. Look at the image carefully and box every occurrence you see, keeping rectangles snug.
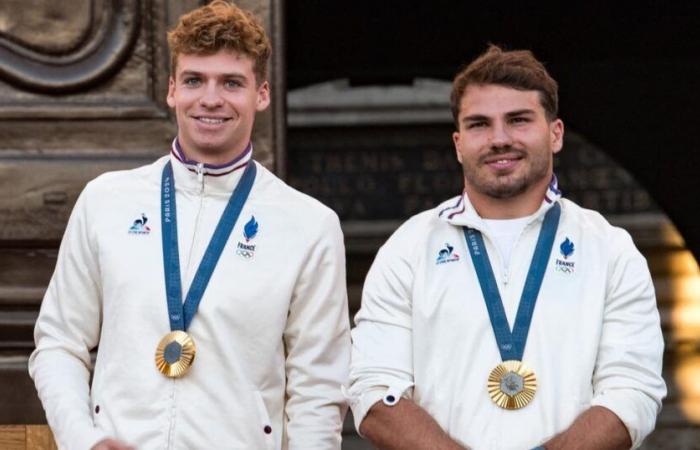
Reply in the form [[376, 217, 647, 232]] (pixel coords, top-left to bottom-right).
[[466, 177, 550, 220]]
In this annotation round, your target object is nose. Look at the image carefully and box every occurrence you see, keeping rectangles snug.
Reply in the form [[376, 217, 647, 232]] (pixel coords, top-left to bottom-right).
[[489, 121, 513, 148], [199, 82, 224, 108]]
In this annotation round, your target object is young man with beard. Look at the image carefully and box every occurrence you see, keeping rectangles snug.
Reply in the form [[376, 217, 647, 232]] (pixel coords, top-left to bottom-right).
[[29, 2, 350, 449], [347, 45, 665, 449]]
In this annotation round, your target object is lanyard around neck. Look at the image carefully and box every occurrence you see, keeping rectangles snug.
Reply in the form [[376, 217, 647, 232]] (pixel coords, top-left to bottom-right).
[[161, 160, 256, 331], [463, 203, 560, 361]]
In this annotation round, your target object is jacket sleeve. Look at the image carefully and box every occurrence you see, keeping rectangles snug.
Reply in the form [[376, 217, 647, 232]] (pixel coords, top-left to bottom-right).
[[590, 229, 666, 448], [28, 186, 110, 450], [345, 227, 415, 434], [283, 211, 351, 450]]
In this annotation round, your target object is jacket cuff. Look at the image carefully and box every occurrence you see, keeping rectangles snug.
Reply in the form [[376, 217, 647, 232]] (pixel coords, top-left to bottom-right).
[[343, 381, 413, 436], [590, 389, 658, 449]]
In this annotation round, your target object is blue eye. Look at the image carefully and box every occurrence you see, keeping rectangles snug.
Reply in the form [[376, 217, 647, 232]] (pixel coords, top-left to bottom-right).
[[183, 77, 201, 86], [224, 79, 241, 88]]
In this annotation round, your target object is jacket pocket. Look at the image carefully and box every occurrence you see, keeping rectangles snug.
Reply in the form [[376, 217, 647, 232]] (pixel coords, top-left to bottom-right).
[[252, 390, 275, 450]]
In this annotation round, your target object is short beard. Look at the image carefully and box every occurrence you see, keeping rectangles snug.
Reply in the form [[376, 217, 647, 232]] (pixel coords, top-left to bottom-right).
[[463, 147, 550, 199]]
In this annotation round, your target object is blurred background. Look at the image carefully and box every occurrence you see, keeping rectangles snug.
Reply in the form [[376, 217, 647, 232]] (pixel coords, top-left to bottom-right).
[[1, 1, 699, 448]]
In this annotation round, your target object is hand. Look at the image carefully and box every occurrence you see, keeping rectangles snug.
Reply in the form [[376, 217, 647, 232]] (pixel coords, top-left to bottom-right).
[[91, 438, 136, 450]]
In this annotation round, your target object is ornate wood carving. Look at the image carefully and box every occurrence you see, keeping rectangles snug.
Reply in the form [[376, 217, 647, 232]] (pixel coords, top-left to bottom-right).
[[0, 0, 140, 95], [0, 0, 169, 119]]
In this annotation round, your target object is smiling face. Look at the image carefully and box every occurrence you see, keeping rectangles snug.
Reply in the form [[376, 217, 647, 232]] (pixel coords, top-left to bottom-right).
[[452, 84, 563, 214], [167, 50, 270, 164]]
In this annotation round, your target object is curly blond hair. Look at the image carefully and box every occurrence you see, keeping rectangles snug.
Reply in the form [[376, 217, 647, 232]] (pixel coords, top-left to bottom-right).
[[167, 0, 271, 84]]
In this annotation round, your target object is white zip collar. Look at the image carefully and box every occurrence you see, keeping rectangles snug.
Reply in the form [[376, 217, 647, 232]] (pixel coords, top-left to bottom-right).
[[169, 138, 254, 194], [437, 175, 563, 233]]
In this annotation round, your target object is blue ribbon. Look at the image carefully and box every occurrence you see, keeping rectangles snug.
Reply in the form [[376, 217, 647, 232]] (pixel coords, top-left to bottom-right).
[[161, 161, 256, 331], [463, 203, 560, 361]]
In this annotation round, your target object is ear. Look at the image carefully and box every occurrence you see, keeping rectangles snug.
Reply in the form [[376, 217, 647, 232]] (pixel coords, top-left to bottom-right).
[[166, 76, 176, 108], [453, 130, 464, 164], [550, 118, 564, 154], [256, 81, 271, 112]]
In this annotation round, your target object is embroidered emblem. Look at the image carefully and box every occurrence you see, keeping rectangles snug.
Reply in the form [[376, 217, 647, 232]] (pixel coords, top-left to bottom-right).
[[128, 213, 151, 235], [436, 243, 460, 265], [555, 237, 575, 273], [236, 216, 258, 259], [243, 216, 258, 242], [560, 238, 574, 259]]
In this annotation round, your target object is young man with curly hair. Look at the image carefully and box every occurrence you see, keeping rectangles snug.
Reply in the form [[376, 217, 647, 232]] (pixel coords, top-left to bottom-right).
[[347, 45, 665, 449], [29, 2, 350, 449]]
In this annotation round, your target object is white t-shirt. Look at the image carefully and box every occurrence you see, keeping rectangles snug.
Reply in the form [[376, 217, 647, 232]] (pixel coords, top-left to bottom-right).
[[482, 215, 532, 267]]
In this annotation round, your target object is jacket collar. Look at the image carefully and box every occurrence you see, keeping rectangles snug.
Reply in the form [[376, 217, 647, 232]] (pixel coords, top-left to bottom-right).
[[437, 175, 562, 231], [168, 138, 253, 194]]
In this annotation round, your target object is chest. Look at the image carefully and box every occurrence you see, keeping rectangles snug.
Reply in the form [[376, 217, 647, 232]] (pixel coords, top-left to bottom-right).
[[93, 190, 301, 335], [411, 227, 608, 356]]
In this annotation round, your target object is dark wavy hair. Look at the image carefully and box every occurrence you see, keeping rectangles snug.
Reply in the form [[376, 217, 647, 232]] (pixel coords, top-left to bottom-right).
[[451, 45, 558, 127]]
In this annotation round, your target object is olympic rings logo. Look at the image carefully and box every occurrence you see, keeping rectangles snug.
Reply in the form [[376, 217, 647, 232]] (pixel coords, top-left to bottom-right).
[[236, 249, 255, 259]]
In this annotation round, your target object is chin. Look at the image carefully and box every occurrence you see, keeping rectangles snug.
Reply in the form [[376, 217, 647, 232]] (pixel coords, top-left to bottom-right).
[[469, 175, 530, 199]]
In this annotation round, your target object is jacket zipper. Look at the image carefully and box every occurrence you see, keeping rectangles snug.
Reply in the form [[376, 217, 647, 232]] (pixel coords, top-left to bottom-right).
[[168, 163, 206, 449], [184, 163, 206, 283], [482, 232, 510, 287]]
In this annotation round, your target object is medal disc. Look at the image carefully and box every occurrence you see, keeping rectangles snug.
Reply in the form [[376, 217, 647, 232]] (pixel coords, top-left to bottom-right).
[[155, 330, 196, 378], [487, 360, 537, 409]]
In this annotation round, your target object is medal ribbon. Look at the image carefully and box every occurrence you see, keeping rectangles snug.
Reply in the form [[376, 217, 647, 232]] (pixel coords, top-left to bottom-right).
[[463, 202, 560, 361], [161, 160, 256, 331]]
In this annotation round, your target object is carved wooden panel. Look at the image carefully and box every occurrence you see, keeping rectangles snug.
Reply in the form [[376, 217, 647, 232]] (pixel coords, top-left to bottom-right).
[[0, 0, 168, 117], [0, 0, 283, 242]]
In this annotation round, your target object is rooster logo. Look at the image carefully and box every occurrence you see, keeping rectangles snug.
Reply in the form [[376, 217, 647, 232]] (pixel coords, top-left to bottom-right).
[[128, 213, 151, 234], [436, 243, 460, 264]]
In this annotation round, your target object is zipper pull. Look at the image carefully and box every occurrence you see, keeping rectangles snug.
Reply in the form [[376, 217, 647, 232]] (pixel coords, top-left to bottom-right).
[[196, 162, 204, 191]]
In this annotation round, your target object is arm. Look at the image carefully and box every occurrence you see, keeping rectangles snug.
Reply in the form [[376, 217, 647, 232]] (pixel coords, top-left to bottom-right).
[[584, 230, 666, 448], [28, 188, 110, 450], [360, 399, 465, 450], [543, 406, 631, 450], [347, 224, 464, 449], [283, 211, 351, 449]]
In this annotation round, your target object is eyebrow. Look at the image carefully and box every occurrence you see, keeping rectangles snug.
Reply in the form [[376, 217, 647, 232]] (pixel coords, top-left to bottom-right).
[[461, 114, 490, 124], [461, 109, 536, 124], [505, 109, 536, 117], [179, 70, 248, 80]]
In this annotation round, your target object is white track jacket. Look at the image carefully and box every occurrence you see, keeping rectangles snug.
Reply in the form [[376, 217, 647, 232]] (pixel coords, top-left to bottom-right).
[[348, 182, 665, 449], [29, 145, 350, 450]]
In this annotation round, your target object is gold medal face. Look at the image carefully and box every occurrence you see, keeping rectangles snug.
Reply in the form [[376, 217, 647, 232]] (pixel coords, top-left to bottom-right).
[[155, 330, 196, 378], [487, 360, 537, 409]]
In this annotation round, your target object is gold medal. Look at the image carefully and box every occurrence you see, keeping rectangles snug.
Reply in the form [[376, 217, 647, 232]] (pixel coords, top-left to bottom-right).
[[155, 330, 196, 378], [487, 360, 537, 409]]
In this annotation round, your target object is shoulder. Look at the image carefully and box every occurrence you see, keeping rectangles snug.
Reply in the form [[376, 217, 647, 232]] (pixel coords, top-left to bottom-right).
[[252, 162, 341, 234], [559, 198, 638, 254], [72, 157, 165, 219], [378, 202, 451, 260], [83, 156, 165, 197]]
